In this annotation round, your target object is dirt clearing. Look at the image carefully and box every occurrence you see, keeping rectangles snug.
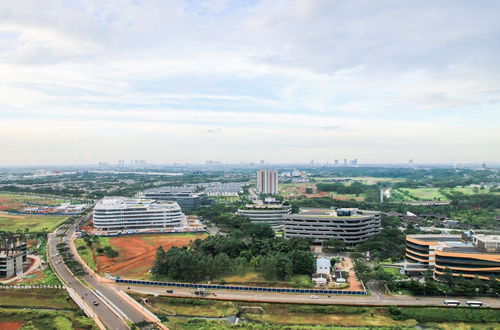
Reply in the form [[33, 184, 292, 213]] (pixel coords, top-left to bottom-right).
[[96, 233, 207, 279]]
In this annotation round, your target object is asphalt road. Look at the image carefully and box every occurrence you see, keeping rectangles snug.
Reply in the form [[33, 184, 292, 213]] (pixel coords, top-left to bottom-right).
[[48, 217, 152, 330], [118, 283, 500, 308]]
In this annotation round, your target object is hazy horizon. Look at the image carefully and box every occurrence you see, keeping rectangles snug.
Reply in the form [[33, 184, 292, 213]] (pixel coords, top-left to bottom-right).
[[1, 1, 500, 165]]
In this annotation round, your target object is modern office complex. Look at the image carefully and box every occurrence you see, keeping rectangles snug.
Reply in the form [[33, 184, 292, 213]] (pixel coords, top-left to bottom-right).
[[257, 169, 279, 194], [142, 188, 204, 211], [405, 232, 500, 280], [0, 235, 27, 278], [93, 197, 186, 231], [284, 208, 381, 244], [237, 198, 291, 226]]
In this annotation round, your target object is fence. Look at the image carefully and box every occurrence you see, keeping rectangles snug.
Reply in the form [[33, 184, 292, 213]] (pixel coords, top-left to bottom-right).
[[115, 278, 368, 295], [0, 284, 65, 289], [98, 230, 207, 237]]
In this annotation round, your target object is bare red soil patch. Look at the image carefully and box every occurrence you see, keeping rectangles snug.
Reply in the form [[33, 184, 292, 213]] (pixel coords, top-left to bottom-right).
[[96, 234, 207, 278], [0, 322, 23, 330]]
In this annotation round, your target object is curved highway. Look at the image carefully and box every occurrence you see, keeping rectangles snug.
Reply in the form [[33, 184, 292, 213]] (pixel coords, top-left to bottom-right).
[[48, 215, 160, 330]]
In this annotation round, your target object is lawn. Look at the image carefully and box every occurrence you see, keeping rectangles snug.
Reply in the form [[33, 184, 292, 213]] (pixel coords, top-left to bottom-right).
[[314, 177, 405, 184], [381, 267, 405, 278], [220, 272, 314, 288], [0, 289, 76, 310], [129, 295, 500, 330], [0, 213, 68, 232], [0, 308, 97, 330], [391, 188, 450, 202], [129, 293, 238, 317], [75, 238, 98, 271], [443, 186, 500, 195], [0, 193, 68, 211]]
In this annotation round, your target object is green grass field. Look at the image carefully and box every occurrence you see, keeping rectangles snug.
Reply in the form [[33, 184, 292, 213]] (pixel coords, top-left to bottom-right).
[[0, 308, 97, 330], [129, 295, 500, 329], [390, 186, 500, 202], [75, 238, 98, 271], [220, 272, 313, 288], [0, 214, 68, 232], [0, 289, 76, 310], [0, 193, 68, 210], [314, 177, 405, 184]]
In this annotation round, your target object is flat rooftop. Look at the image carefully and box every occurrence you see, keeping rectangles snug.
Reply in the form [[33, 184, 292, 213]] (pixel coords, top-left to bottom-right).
[[408, 235, 461, 243], [95, 197, 180, 210]]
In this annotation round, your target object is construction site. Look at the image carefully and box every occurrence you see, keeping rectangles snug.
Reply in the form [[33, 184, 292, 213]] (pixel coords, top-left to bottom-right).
[[0, 233, 27, 278]]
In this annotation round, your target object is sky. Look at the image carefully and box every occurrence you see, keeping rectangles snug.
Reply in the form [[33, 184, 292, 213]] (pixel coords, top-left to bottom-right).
[[1, 0, 499, 165]]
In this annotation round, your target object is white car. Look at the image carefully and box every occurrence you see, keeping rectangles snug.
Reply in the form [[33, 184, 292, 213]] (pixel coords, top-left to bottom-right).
[[310, 295, 318, 299]]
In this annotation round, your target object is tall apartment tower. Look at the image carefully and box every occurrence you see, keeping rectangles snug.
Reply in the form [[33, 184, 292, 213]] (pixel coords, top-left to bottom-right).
[[257, 169, 279, 195]]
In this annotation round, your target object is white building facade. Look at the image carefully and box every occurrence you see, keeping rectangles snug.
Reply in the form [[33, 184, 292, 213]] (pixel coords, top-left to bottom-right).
[[93, 197, 186, 231], [257, 169, 279, 194]]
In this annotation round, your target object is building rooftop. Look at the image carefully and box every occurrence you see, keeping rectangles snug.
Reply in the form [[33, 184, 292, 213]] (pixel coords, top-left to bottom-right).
[[95, 197, 180, 210], [289, 208, 379, 219], [408, 235, 462, 243], [317, 258, 331, 268]]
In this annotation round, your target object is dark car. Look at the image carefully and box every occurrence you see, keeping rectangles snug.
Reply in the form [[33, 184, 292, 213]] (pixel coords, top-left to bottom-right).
[[93, 301, 99, 306], [166, 289, 174, 293]]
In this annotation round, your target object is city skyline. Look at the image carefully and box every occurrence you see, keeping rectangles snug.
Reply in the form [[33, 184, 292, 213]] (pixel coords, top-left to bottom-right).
[[1, 1, 500, 165]]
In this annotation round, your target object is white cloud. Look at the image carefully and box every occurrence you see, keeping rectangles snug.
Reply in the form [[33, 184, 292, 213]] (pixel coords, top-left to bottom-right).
[[0, 0, 499, 164]]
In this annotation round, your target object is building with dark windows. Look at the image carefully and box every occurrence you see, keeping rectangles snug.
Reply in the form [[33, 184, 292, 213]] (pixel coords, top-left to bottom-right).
[[284, 208, 381, 244], [0, 234, 27, 278], [405, 232, 500, 280], [257, 169, 279, 195], [142, 189, 204, 211]]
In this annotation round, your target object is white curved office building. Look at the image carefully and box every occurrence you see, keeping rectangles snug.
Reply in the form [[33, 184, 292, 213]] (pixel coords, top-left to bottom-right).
[[93, 197, 186, 231]]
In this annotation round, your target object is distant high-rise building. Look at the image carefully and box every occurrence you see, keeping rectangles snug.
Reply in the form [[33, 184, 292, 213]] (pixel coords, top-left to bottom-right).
[[260, 160, 265, 165], [334, 159, 339, 165], [343, 159, 347, 166], [257, 169, 279, 195], [481, 162, 487, 170], [409, 159, 414, 166], [351, 158, 358, 166]]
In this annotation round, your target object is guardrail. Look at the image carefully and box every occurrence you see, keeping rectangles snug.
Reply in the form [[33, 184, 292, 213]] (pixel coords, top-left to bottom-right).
[[115, 278, 368, 295], [97, 230, 206, 237]]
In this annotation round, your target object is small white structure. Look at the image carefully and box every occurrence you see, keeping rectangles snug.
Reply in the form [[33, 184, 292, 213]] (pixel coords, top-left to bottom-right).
[[316, 258, 331, 275], [312, 273, 328, 286]]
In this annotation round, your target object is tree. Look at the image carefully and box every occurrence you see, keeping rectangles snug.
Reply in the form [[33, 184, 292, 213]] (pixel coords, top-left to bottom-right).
[[290, 250, 316, 275], [324, 238, 346, 253]]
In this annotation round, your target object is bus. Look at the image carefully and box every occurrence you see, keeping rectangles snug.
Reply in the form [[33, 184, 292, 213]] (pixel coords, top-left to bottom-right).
[[443, 300, 460, 306], [465, 301, 484, 307]]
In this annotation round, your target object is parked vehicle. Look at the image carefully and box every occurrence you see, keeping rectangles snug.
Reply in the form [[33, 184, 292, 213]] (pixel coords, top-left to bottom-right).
[[166, 289, 174, 293], [465, 300, 484, 307], [443, 300, 460, 306]]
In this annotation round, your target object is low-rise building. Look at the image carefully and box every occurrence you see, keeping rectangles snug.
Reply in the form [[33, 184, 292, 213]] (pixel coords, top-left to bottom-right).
[[237, 199, 291, 226], [142, 189, 204, 211], [405, 232, 500, 280], [316, 258, 331, 275], [284, 208, 381, 244]]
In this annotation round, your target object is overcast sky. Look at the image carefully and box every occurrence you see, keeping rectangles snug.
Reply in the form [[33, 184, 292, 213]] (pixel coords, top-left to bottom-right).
[[1, 0, 499, 165]]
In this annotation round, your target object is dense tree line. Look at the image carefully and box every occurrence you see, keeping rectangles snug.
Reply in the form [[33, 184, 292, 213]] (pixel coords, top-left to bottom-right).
[[317, 182, 377, 196], [355, 216, 407, 261], [152, 234, 316, 282]]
